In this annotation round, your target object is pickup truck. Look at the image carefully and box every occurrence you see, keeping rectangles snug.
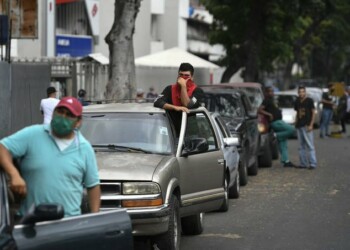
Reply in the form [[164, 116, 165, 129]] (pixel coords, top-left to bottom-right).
[[81, 103, 238, 250]]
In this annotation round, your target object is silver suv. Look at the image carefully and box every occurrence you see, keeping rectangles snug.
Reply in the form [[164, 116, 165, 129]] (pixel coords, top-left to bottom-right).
[[81, 103, 238, 249]]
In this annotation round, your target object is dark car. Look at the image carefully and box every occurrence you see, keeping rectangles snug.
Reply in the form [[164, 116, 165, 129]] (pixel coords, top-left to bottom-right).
[[0, 170, 133, 250], [202, 86, 259, 186], [202, 83, 279, 167]]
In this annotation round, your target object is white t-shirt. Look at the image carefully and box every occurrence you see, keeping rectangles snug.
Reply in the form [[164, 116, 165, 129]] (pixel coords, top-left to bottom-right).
[[40, 97, 60, 124]]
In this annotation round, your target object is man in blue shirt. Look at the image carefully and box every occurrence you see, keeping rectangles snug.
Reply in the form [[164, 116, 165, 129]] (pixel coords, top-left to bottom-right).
[[0, 97, 100, 217]]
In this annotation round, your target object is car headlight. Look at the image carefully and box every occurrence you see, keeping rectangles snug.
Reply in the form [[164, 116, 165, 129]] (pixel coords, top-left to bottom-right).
[[122, 182, 161, 195], [122, 182, 163, 207]]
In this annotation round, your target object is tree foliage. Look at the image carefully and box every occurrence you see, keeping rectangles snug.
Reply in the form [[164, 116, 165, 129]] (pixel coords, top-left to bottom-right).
[[201, 0, 350, 86]]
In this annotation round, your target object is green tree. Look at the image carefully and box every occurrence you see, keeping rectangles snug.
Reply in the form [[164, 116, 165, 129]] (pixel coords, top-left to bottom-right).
[[202, 0, 350, 86]]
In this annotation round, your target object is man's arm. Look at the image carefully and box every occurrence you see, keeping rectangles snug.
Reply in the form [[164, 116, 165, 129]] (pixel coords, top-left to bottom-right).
[[308, 100, 316, 131], [258, 103, 273, 121], [87, 185, 101, 213], [0, 144, 27, 197], [187, 88, 204, 109], [154, 85, 189, 112]]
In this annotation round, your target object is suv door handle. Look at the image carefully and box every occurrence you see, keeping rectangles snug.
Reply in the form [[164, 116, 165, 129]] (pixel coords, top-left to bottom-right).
[[217, 159, 225, 165]]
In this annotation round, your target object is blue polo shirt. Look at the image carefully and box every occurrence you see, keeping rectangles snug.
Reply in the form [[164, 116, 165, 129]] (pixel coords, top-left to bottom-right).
[[0, 124, 100, 217]]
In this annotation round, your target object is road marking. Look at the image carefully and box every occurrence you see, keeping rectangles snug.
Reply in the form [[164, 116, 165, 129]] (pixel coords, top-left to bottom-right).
[[327, 189, 339, 195], [200, 233, 242, 240]]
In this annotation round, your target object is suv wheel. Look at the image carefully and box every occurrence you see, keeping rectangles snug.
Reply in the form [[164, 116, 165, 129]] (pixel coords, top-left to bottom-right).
[[229, 173, 240, 199], [155, 195, 180, 250], [182, 213, 204, 235], [248, 155, 258, 176], [239, 159, 248, 186], [217, 175, 229, 212], [258, 143, 272, 167], [271, 139, 279, 160]]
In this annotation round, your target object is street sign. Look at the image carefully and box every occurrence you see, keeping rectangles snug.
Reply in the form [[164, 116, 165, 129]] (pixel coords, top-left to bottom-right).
[[56, 34, 93, 57]]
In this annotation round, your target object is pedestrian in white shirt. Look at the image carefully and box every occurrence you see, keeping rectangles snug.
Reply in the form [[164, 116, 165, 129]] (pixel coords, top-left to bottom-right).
[[40, 87, 60, 124]]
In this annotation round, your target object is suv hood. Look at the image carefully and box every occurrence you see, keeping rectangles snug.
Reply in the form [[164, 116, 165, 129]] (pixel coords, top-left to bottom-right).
[[96, 152, 168, 181]]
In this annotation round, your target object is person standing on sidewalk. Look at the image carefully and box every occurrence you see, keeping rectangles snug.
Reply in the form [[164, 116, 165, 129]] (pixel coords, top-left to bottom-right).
[[40, 86, 60, 124], [319, 83, 335, 138], [294, 86, 317, 169], [259, 86, 296, 167]]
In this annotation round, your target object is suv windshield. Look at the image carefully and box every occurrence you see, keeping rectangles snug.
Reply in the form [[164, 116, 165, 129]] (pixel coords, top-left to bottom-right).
[[203, 93, 244, 118], [81, 113, 172, 154]]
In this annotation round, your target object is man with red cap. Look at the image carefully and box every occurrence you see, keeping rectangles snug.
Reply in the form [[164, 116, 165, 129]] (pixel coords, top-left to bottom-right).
[[0, 97, 100, 217]]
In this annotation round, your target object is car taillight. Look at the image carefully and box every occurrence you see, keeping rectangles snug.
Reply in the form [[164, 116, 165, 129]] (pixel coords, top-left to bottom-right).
[[258, 123, 267, 133]]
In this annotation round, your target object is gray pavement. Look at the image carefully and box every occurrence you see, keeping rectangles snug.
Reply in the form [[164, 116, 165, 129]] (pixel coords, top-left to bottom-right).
[[181, 128, 350, 250]]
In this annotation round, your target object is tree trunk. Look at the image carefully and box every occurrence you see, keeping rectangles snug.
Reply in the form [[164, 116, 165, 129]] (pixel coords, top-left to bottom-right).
[[105, 0, 141, 101], [283, 60, 294, 90]]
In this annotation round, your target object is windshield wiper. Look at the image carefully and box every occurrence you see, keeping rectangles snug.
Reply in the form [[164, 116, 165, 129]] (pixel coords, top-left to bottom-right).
[[92, 144, 152, 154]]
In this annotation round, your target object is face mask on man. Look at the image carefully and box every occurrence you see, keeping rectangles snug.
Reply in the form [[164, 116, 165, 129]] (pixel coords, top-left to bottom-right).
[[51, 114, 76, 137]]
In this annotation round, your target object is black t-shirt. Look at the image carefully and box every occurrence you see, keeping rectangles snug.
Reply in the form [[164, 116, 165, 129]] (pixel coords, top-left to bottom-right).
[[294, 97, 315, 128], [322, 92, 333, 110], [262, 97, 282, 122], [153, 85, 204, 134]]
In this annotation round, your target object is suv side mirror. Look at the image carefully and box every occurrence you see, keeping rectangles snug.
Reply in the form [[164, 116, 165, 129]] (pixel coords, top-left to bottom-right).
[[247, 111, 257, 119], [223, 137, 240, 147], [182, 138, 208, 156], [20, 204, 64, 225]]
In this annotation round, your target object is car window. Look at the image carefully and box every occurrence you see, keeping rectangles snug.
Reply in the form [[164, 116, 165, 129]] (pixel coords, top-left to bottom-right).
[[239, 87, 263, 114], [214, 116, 231, 138], [241, 95, 253, 114], [81, 113, 172, 154], [185, 112, 218, 151], [203, 93, 244, 118], [275, 95, 297, 108]]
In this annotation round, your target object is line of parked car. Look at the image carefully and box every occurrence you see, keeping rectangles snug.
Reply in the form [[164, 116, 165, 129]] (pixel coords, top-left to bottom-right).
[[79, 82, 278, 249], [0, 82, 282, 250]]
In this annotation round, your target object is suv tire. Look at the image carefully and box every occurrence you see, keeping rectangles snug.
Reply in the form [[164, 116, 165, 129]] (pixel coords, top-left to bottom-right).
[[258, 143, 272, 167], [182, 213, 204, 235], [248, 155, 258, 176], [155, 195, 180, 250], [239, 159, 248, 186], [229, 173, 240, 199], [217, 176, 229, 212]]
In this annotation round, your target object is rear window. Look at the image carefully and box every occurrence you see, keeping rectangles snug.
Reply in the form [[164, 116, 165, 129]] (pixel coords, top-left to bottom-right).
[[203, 93, 244, 118]]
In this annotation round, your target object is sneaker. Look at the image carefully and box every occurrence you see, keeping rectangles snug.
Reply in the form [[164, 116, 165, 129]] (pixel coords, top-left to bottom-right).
[[283, 161, 295, 167], [308, 166, 316, 170]]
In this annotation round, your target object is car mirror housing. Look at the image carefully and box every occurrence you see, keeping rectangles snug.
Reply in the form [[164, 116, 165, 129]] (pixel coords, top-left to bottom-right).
[[247, 112, 258, 119], [223, 137, 240, 147], [20, 203, 64, 225], [182, 138, 208, 156]]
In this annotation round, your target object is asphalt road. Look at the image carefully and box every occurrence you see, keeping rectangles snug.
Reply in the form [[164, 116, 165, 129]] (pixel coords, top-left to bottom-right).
[[181, 128, 350, 250]]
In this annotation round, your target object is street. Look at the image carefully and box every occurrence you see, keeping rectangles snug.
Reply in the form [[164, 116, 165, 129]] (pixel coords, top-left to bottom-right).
[[180, 129, 350, 250]]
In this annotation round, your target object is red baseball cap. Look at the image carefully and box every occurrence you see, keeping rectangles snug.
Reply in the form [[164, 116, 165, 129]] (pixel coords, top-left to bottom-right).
[[56, 97, 83, 117]]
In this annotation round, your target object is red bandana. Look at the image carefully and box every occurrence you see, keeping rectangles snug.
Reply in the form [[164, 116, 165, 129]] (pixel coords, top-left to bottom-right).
[[171, 81, 197, 106]]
